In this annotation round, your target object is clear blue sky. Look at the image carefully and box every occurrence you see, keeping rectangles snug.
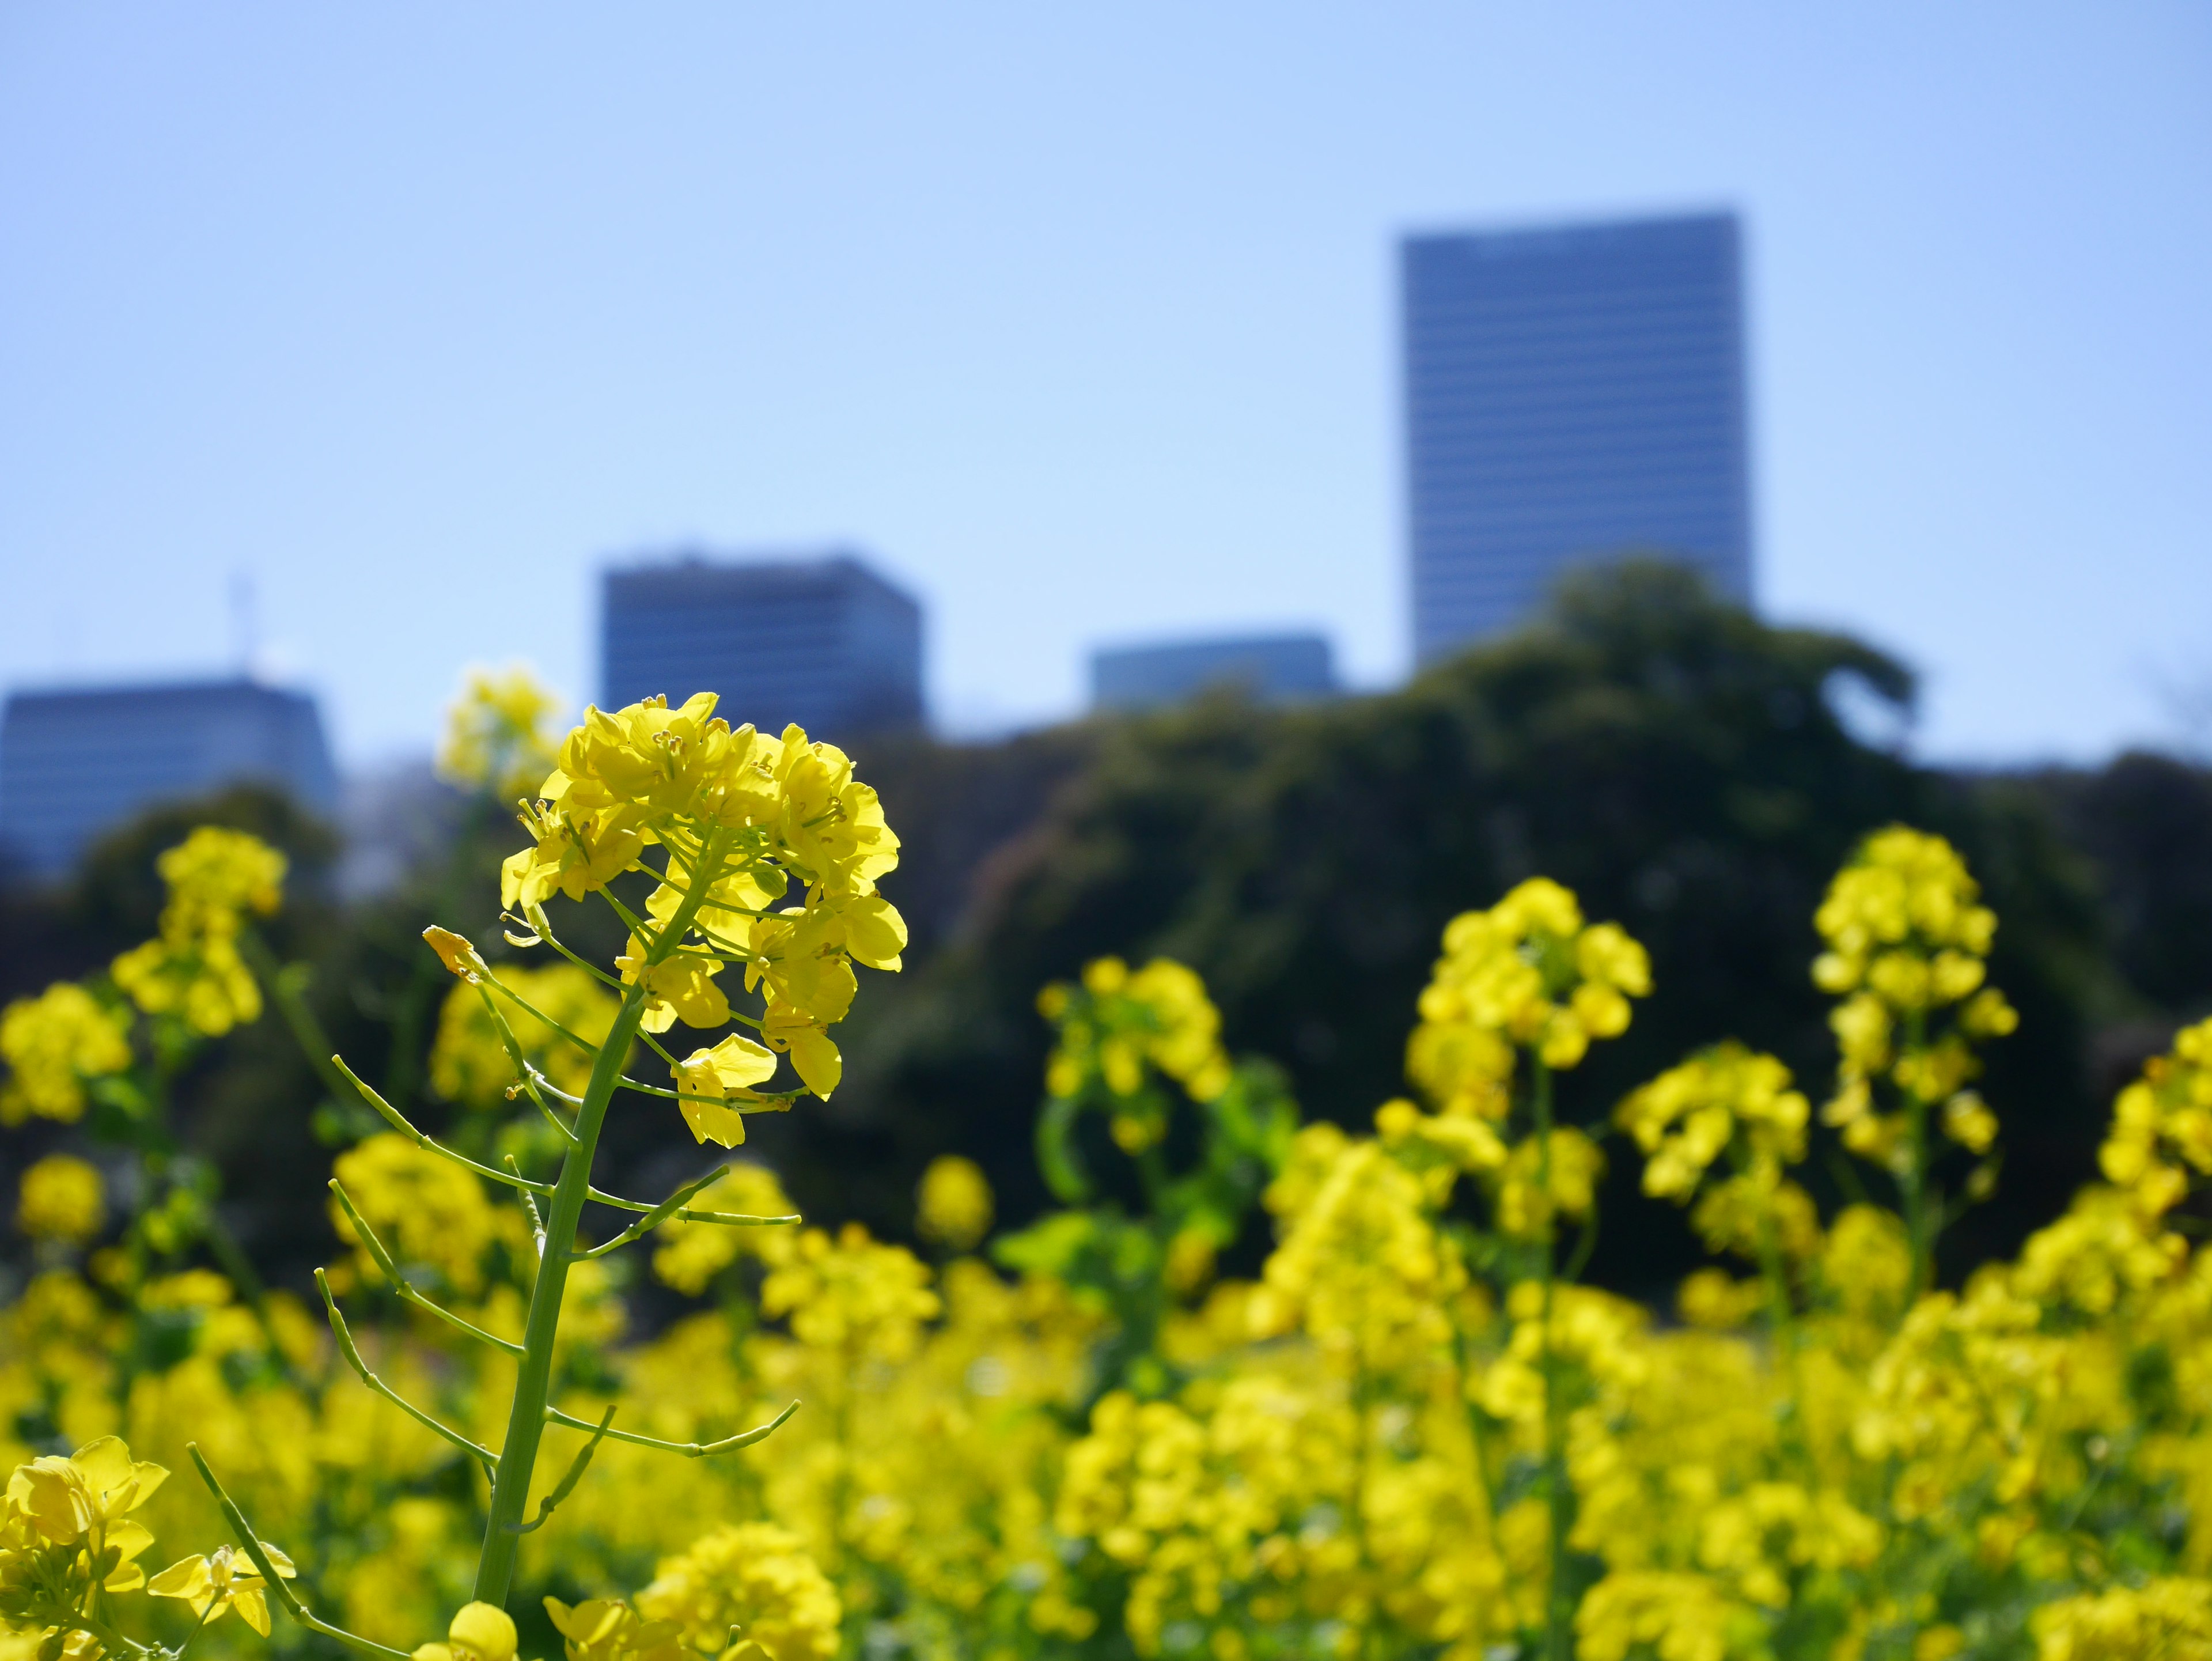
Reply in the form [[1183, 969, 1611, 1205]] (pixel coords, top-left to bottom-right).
[[2, 3, 2206, 767]]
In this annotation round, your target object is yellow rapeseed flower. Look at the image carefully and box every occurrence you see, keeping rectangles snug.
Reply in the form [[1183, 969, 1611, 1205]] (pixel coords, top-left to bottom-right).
[[635, 1522, 842, 1661], [915, 1155, 994, 1254], [438, 664, 564, 804], [14, 1155, 104, 1246], [147, 1541, 297, 1635], [414, 1601, 519, 1661], [0, 984, 130, 1125]]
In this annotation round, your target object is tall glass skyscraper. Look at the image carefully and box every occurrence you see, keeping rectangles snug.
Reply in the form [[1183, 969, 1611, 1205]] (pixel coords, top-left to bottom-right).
[[601, 551, 925, 742], [1402, 212, 1752, 661]]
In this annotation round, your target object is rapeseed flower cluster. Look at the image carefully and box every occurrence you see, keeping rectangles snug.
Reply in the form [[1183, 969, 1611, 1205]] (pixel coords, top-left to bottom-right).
[[1812, 828, 2016, 1294], [13, 792, 2212, 1661], [498, 693, 903, 1115], [14, 1156, 106, 1247], [110, 828, 286, 1039], [1037, 958, 1233, 1155], [0, 987, 131, 1127], [438, 667, 565, 807]]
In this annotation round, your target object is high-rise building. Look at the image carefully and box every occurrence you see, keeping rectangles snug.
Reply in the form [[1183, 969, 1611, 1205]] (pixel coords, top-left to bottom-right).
[[601, 551, 925, 741], [0, 678, 339, 881], [1090, 633, 1338, 713], [1403, 211, 1753, 660]]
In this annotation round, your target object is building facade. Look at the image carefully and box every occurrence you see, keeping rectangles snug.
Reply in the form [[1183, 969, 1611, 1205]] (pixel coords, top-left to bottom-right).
[[1090, 632, 1337, 712], [0, 678, 339, 881], [1403, 211, 1753, 661], [601, 552, 925, 741]]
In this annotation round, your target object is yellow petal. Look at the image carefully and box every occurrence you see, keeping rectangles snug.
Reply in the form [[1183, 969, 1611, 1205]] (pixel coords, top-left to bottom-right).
[[423, 926, 487, 979], [680, 1032, 776, 1092], [786, 1026, 842, 1099], [238, 1588, 272, 1637], [449, 1601, 518, 1661], [148, 1556, 213, 1601], [679, 1095, 748, 1148], [843, 895, 907, 971], [70, 1437, 138, 1499]]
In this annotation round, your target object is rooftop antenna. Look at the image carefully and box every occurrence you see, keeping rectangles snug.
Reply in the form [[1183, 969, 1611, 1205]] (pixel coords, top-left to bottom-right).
[[229, 569, 258, 679]]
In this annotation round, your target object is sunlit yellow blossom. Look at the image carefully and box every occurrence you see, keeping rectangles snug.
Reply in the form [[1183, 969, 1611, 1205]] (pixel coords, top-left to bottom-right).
[[915, 1156, 994, 1253], [1494, 1126, 1605, 1239], [107, 827, 287, 1036], [543, 1596, 684, 1661], [1576, 1569, 1749, 1661], [671, 1031, 779, 1147], [0, 983, 130, 1125], [2031, 1577, 2212, 1659], [147, 1541, 296, 1634], [414, 1601, 519, 1661], [1255, 1130, 1463, 1369], [2099, 1016, 2212, 1221], [761, 1224, 940, 1363], [1677, 1268, 1766, 1330], [636, 1522, 842, 1661], [1619, 1044, 1809, 1200], [4, 1437, 167, 1606], [1039, 956, 1234, 1120], [156, 825, 286, 929], [111, 930, 262, 1035], [13, 1155, 104, 1247], [1407, 879, 1649, 1107], [1813, 828, 2013, 1170], [615, 933, 732, 1035], [439, 664, 564, 803]]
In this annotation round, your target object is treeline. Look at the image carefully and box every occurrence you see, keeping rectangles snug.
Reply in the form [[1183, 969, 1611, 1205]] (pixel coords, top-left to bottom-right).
[[4, 565, 2209, 1301]]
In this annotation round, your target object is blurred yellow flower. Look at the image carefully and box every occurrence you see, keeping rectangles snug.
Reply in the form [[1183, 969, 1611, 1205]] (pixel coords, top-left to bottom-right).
[[0, 984, 130, 1125], [915, 1155, 994, 1253], [439, 664, 563, 803], [14, 1155, 104, 1246]]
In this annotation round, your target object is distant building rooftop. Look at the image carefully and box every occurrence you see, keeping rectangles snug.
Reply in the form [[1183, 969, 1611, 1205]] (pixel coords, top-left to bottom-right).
[[601, 550, 925, 742], [0, 677, 339, 883], [1090, 633, 1338, 713]]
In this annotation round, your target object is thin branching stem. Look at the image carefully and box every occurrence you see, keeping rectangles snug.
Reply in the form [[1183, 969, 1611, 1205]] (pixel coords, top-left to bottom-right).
[[187, 1444, 412, 1661], [315, 1270, 498, 1471], [327, 1181, 525, 1356], [477, 976, 600, 1063], [333, 1057, 553, 1195], [511, 909, 628, 992], [469, 982, 578, 1142], [571, 1167, 791, 1260], [505, 1406, 617, 1535], [544, 1399, 799, 1458]]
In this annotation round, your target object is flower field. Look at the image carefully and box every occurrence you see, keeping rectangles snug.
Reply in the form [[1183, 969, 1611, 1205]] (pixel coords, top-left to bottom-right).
[[6, 679, 2212, 1661]]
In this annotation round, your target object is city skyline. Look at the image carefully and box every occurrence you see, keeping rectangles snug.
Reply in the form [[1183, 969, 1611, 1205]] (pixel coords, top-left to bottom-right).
[[2, 6, 2206, 765]]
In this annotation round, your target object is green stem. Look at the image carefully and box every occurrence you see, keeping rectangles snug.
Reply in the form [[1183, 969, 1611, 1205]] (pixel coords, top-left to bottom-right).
[[238, 926, 354, 1107], [471, 981, 648, 1603], [474, 835, 725, 1604]]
